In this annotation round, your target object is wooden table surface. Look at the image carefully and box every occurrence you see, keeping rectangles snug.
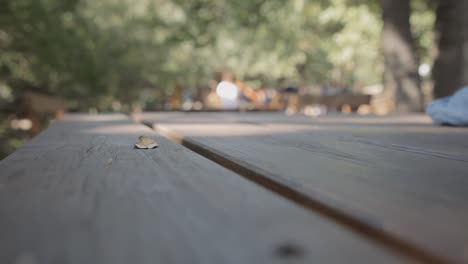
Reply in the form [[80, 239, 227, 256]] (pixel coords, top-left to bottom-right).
[[137, 111, 468, 263], [1, 112, 467, 263]]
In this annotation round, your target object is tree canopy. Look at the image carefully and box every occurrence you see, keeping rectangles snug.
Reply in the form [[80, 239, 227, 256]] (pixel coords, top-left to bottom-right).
[[1, 0, 436, 111]]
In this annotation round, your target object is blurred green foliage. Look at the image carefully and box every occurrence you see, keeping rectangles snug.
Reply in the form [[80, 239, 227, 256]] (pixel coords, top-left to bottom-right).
[[0, 0, 435, 158], [0, 0, 434, 108]]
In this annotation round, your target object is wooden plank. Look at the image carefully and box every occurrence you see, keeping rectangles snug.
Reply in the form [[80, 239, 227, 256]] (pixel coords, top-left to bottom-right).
[[143, 112, 468, 263], [0, 114, 405, 264], [260, 114, 468, 158], [137, 112, 468, 158]]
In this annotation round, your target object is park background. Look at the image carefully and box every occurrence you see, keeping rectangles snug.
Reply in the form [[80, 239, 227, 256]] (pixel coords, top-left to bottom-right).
[[1, 0, 466, 158]]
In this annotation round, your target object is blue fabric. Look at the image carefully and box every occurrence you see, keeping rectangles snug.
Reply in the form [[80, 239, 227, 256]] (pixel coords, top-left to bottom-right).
[[426, 86, 468, 126]]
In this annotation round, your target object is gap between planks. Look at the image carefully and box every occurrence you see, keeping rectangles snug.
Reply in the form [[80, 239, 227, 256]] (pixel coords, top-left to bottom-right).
[[144, 121, 449, 264]]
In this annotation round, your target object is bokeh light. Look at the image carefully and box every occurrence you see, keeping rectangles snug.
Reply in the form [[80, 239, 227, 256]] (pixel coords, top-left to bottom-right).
[[216, 81, 238, 100]]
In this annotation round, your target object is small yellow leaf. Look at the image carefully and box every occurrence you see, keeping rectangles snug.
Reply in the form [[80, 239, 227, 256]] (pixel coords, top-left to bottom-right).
[[135, 136, 158, 149]]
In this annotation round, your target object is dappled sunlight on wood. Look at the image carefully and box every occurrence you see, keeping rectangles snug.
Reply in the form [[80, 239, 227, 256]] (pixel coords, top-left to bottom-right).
[[81, 124, 148, 135]]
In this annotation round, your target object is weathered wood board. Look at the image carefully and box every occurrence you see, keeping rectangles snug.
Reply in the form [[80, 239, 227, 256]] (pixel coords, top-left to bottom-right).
[[141, 112, 468, 263], [137, 112, 468, 157], [0, 114, 404, 264]]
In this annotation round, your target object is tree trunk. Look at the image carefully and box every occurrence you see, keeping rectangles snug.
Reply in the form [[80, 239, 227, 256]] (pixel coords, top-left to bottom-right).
[[432, 0, 468, 98], [380, 0, 423, 112]]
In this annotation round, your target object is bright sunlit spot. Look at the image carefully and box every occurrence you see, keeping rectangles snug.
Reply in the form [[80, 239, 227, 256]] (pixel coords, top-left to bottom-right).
[[216, 81, 238, 100], [418, 63, 431, 77]]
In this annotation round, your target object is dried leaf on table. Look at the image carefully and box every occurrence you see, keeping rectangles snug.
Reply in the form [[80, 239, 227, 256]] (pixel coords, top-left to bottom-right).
[[135, 136, 159, 149]]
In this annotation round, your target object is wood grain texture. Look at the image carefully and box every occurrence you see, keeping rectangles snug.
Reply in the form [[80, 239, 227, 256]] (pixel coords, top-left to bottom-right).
[[0, 114, 404, 264], [141, 112, 468, 263], [137, 112, 468, 157]]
